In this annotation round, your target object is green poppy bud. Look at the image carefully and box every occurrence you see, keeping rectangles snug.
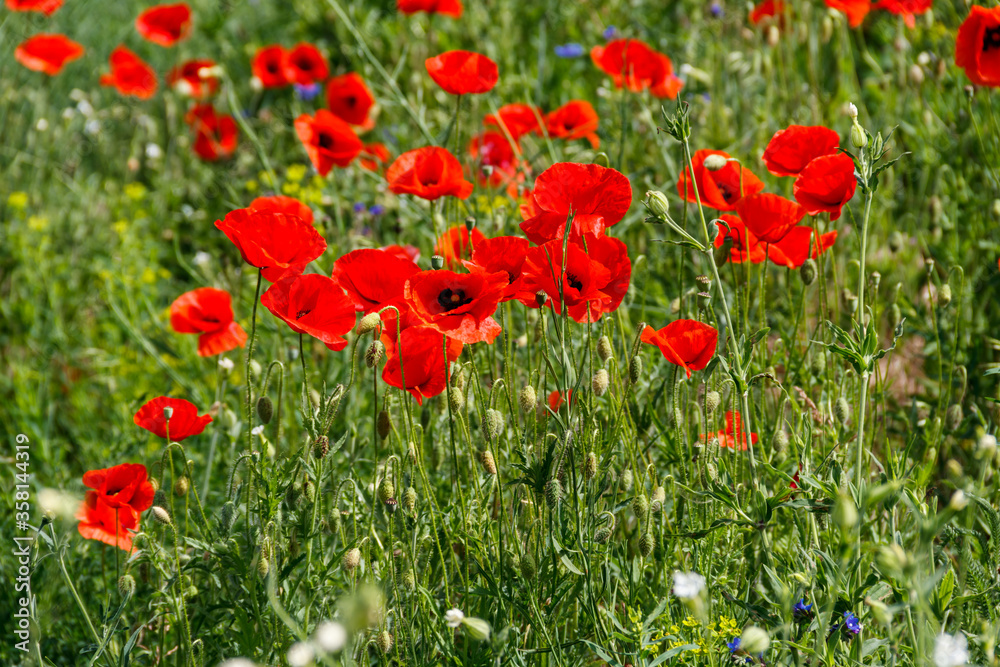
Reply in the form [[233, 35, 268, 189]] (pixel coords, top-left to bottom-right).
[[358, 311, 381, 335], [639, 532, 655, 557], [645, 190, 671, 219], [592, 369, 610, 397], [632, 493, 649, 519], [365, 340, 385, 368], [483, 409, 504, 441], [448, 386, 465, 412], [520, 554, 536, 580], [377, 630, 393, 654], [799, 258, 817, 286], [835, 397, 851, 425], [118, 574, 136, 597], [342, 547, 361, 572], [703, 154, 728, 171], [403, 486, 417, 512], [378, 479, 394, 505], [312, 435, 330, 459], [256, 396, 273, 424], [850, 121, 868, 149], [938, 283, 952, 308], [946, 403, 963, 431], [597, 335, 613, 363], [544, 478, 563, 508], [153, 505, 172, 525], [705, 391, 721, 414], [518, 385, 536, 413], [594, 527, 612, 544], [628, 356, 643, 385], [584, 452, 598, 480], [174, 476, 190, 497], [377, 409, 392, 439], [480, 449, 497, 475]]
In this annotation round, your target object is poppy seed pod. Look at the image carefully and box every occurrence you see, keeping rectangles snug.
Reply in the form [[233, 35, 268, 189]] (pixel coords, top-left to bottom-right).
[[705, 390, 721, 414], [628, 356, 643, 385], [800, 258, 817, 286], [480, 449, 497, 475], [645, 190, 670, 219], [365, 340, 385, 368], [584, 452, 598, 480], [118, 573, 136, 597], [431, 255, 445, 270], [256, 396, 273, 424], [938, 283, 952, 308], [835, 397, 851, 425], [534, 290, 548, 307], [378, 478, 394, 505], [153, 506, 172, 525], [520, 554, 536, 580], [403, 486, 417, 512], [377, 409, 391, 439], [448, 386, 465, 412], [312, 435, 330, 459], [592, 369, 610, 397], [703, 154, 728, 171], [163, 405, 174, 420], [697, 291, 712, 311], [464, 215, 476, 233], [632, 493, 649, 519], [597, 335, 613, 363], [483, 409, 504, 441], [544, 478, 563, 507], [518, 385, 536, 413], [174, 476, 190, 497], [377, 631, 393, 655], [639, 532, 655, 557], [358, 311, 381, 335], [342, 547, 362, 572]]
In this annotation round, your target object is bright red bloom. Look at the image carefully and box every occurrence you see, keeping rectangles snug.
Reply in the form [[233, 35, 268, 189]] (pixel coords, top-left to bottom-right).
[[381, 325, 462, 404], [397, 0, 462, 16], [468, 131, 521, 189], [711, 411, 758, 450], [168, 59, 218, 98], [677, 149, 764, 211], [77, 494, 138, 551], [333, 248, 421, 313], [956, 6, 1000, 87], [404, 270, 506, 344], [640, 319, 718, 378], [215, 207, 327, 283], [283, 43, 329, 86], [435, 225, 486, 267], [261, 274, 357, 351], [792, 153, 857, 221], [386, 147, 474, 200], [249, 195, 313, 225], [6, 0, 62, 14], [294, 110, 364, 176], [750, 0, 786, 24], [186, 104, 238, 161], [360, 143, 391, 172], [463, 235, 530, 301], [133, 396, 212, 441], [485, 103, 542, 140], [100, 46, 158, 99], [824, 0, 871, 27], [736, 193, 806, 244], [135, 3, 192, 47], [252, 45, 288, 88], [170, 287, 247, 356], [382, 244, 421, 263], [590, 38, 684, 98], [82, 463, 154, 515], [548, 389, 574, 411], [875, 0, 931, 28], [326, 72, 375, 128], [425, 50, 498, 95], [519, 162, 632, 244], [766, 227, 837, 268], [543, 100, 600, 149], [714, 214, 766, 264], [761, 125, 841, 177], [14, 34, 84, 76]]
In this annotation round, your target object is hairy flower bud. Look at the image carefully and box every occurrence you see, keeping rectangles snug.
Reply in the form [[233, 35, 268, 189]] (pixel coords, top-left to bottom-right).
[[835, 397, 851, 426], [946, 404, 963, 431], [366, 340, 385, 368], [377, 410, 392, 439], [518, 385, 537, 413], [358, 311, 381, 335], [118, 573, 136, 597], [705, 391, 721, 414], [312, 435, 330, 459], [645, 190, 671, 219], [342, 547, 362, 572], [628, 356, 643, 385], [174, 476, 190, 497], [597, 335, 613, 364], [256, 396, 273, 424], [544, 478, 563, 508], [592, 369, 610, 397], [938, 283, 952, 308], [584, 452, 598, 480], [153, 505, 172, 525], [703, 154, 728, 171], [257, 555, 269, 579], [483, 409, 504, 441], [632, 493, 649, 520], [520, 554, 536, 580], [377, 630, 393, 655], [480, 449, 497, 475], [639, 532, 655, 557], [403, 486, 417, 513], [378, 478, 395, 505], [652, 486, 666, 512], [800, 258, 817, 286], [621, 468, 634, 492], [448, 386, 465, 412], [772, 429, 789, 454], [594, 527, 612, 544]]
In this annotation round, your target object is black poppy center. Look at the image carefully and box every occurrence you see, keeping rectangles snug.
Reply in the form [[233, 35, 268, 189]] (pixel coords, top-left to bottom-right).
[[296, 57, 314, 71], [984, 26, 1000, 52], [567, 274, 584, 290], [317, 132, 334, 150], [717, 183, 735, 202], [295, 309, 311, 320], [437, 288, 473, 312]]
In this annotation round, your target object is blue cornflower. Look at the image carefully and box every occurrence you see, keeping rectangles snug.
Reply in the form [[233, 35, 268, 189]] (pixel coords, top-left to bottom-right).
[[842, 611, 861, 635], [727, 637, 741, 652], [603, 25, 618, 40], [353, 202, 367, 214], [294, 83, 322, 101], [793, 599, 813, 616], [710, 2, 723, 17], [554, 43, 585, 58], [369, 204, 385, 217]]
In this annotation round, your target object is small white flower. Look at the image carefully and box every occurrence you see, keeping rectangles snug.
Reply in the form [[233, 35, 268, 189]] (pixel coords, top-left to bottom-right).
[[286, 641, 314, 667], [218, 357, 235, 372], [218, 660, 257, 667], [672, 571, 706, 599], [445, 608, 465, 628], [917, 51, 932, 66], [36, 118, 49, 132], [933, 633, 969, 667], [193, 251, 212, 267], [252, 425, 265, 437], [949, 490, 969, 512], [250, 76, 264, 92], [85, 119, 101, 135], [847, 102, 859, 120], [145, 142, 163, 159], [62, 107, 75, 120], [76, 100, 94, 116], [69, 88, 86, 102], [315, 621, 347, 653]]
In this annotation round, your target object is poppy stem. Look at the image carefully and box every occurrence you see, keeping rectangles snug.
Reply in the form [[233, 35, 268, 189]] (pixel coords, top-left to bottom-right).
[[244, 269, 262, 454]]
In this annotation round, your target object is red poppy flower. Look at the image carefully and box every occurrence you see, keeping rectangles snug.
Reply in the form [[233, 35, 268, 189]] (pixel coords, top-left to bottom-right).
[[811, 229, 838, 258], [462, 235, 530, 301], [548, 389, 574, 411], [736, 193, 806, 244], [543, 100, 600, 149], [761, 125, 841, 177], [766, 227, 837, 268], [750, 0, 786, 24], [14, 34, 84, 76], [249, 195, 313, 225], [590, 38, 684, 98], [677, 149, 764, 211], [386, 146, 474, 200], [134, 396, 212, 441], [468, 131, 521, 189], [170, 287, 247, 356], [283, 43, 329, 86], [714, 214, 766, 264], [701, 411, 758, 450], [404, 270, 507, 344], [261, 274, 357, 351], [333, 248, 421, 313], [435, 225, 486, 267], [824, 0, 871, 27], [6, 0, 62, 14], [425, 50, 499, 95], [381, 325, 463, 404], [397, 0, 462, 16], [382, 244, 421, 263], [252, 45, 289, 88], [215, 207, 327, 282], [360, 143, 391, 172], [77, 493, 137, 551], [186, 104, 238, 161], [135, 3, 192, 47], [875, 0, 931, 27], [792, 153, 857, 221], [82, 463, 154, 518], [168, 59, 218, 98], [956, 5, 1000, 87], [326, 72, 375, 128], [640, 319, 718, 378], [100, 46, 158, 99], [518, 162, 632, 244], [294, 110, 363, 176], [485, 103, 542, 140]]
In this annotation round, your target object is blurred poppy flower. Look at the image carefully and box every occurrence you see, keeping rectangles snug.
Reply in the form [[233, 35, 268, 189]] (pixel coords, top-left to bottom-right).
[[704, 411, 758, 450], [677, 149, 764, 211], [100, 46, 158, 99], [548, 389, 574, 411], [875, 0, 931, 27], [750, 0, 786, 24], [215, 207, 327, 282], [381, 325, 463, 404], [519, 162, 632, 244], [761, 125, 840, 177], [484, 103, 542, 140], [168, 59, 218, 98], [543, 100, 600, 149], [736, 193, 806, 244], [714, 214, 766, 263], [283, 43, 329, 86], [186, 104, 238, 161], [81, 463, 154, 527], [249, 195, 313, 224], [468, 131, 521, 189], [252, 45, 288, 88], [792, 153, 857, 220], [6, 0, 63, 15], [135, 3, 192, 47], [77, 493, 138, 551], [425, 50, 499, 95], [381, 244, 421, 262], [397, 0, 462, 16], [14, 34, 84, 76], [134, 396, 212, 441], [170, 287, 247, 356], [824, 0, 871, 27], [590, 38, 684, 98], [326, 72, 376, 128], [386, 146, 474, 200], [463, 235, 530, 301], [641, 319, 718, 378], [435, 225, 486, 267], [404, 270, 507, 344], [294, 110, 364, 176], [261, 274, 357, 351], [360, 143, 391, 172], [333, 248, 421, 312], [956, 5, 1000, 87]]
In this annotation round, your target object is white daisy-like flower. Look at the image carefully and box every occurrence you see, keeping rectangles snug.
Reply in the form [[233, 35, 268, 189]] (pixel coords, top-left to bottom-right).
[[445, 608, 465, 628], [251, 425, 265, 436], [286, 641, 314, 667], [315, 621, 347, 653], [672, 571, 706, 599], [933, 633, 969, 667], [145, 143, 163, 159], [847, 102, 859, 119]]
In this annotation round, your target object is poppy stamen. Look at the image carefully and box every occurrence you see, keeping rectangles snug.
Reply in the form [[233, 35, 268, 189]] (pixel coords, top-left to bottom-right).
[[295, 309, 311, 320], [984, 26, 1000, 52], [566, 274, 584, 290], [437, 288, 473, 311]]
